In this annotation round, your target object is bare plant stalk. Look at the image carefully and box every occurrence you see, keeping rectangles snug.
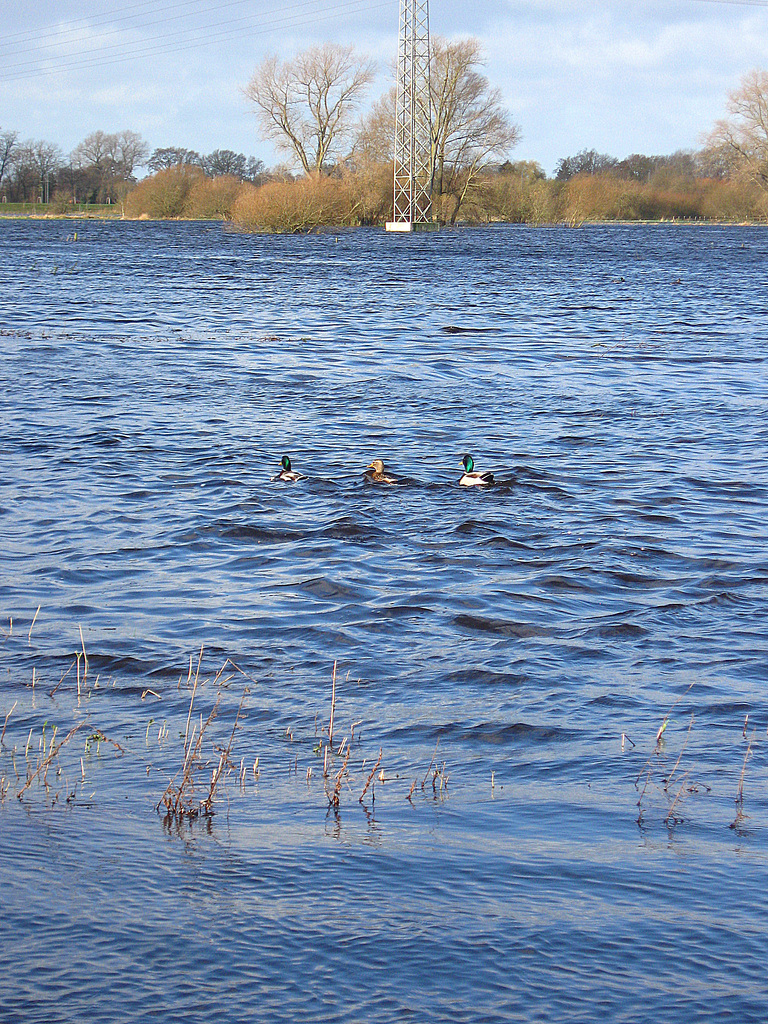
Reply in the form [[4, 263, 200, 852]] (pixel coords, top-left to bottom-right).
[[329, 746, 351, 808], [79, 625, 88, 687], [637, 767, 654, 807], [328, 660, 337, 750], [183, 659, 203, 756], [664, 770, 691, 825], [422, 737, 440, 788], [359, 747, 382, 803], [28, 606, 40, 643], [160, 679, 248, 819], [17, 721, 86, 798], [665, 714, 694, 792], [49, 658, 76, 698], [1, 701, 17, 747], [736, 734, 754, 805], [636, 681, 697, 786]]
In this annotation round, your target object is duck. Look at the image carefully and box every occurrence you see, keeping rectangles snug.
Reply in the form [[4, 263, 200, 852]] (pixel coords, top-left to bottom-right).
[[272, 455, 304, 482], [459, 454, 494, 487], [364, 458, 398, 484]]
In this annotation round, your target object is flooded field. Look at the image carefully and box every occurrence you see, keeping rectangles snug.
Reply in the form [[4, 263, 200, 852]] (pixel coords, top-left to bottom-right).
[[1, 220, 767, 1022]]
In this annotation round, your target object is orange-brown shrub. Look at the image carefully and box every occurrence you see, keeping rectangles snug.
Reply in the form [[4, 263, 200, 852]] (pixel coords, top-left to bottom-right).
[[231, 174, 357, 232], [698, 178, 767, 222], [124, 166, 205, 219], [185, 175, 246, 219], [346, 161, 393, 225]]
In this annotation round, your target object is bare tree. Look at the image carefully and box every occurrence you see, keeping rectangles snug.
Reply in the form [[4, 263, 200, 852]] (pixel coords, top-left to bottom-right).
[[244, 156, 266, 183], [354, 38, 519, 223], [705, 69, 768, 190], [554, 149, 618, 182], [354, 88, 397, 166], [430, 37, 520, 223], [244, 43, 376, 175], [148, 147, 202, 172], [6, 139, 62, 201], [111, 129, 149, 178], [0, 128, 18, 186], [71, 130, 112, 173], [202, 149, 247, 178], [70, 129, 148, 201]]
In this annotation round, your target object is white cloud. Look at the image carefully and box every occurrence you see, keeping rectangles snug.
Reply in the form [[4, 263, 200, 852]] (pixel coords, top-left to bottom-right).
[[2, 0, 768, 172]]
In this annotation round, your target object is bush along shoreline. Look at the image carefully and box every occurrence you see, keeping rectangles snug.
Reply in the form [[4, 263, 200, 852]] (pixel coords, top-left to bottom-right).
[[4, 165, 766, 232]]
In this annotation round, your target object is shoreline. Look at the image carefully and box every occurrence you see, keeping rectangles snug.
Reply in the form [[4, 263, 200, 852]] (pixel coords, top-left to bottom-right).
[[0, 212, 765, 227]]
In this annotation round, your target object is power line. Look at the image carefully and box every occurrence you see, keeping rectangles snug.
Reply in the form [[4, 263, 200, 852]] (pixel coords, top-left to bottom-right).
[[0, 0, 215, 49], [0, 0, 396, 83], [1, 0, 765, 84], [0, 0, 334, 71], [687, 0, 768, 6]]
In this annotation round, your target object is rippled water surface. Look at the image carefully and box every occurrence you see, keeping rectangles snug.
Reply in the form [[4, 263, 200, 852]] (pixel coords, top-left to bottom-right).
[[2, 220, 768, 1022]]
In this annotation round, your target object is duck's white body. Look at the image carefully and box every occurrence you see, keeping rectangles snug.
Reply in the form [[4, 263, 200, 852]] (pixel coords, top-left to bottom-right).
[[273, 456, 304, 482], [459, 470, 494, 486], [459, 454, 494, 486]]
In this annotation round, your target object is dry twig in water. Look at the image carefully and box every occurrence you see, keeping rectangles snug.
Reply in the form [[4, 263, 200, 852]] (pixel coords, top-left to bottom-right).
[[736, 733, 754, 807], [28, 606, 40, 643], [664, 714, 694, 793], [664, 771, 691, 825], [359, 747, 382, 804], [17, 721, 86, 799], [328, 746, 351, 809], [1, 701, 17, 747]]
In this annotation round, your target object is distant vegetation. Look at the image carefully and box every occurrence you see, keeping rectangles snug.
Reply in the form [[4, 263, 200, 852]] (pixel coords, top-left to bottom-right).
[[2, 59, 768, 229]]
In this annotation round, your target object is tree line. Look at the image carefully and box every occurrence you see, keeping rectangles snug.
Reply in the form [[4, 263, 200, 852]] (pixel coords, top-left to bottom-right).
[[3, 44, 768, 229], [0, 128, 266, 205]]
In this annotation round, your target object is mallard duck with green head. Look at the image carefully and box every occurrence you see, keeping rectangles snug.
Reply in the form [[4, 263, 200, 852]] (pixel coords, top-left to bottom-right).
[[273, 455, 304, 482], [364, 458, 398, 484], [459, 454, 494, 487]]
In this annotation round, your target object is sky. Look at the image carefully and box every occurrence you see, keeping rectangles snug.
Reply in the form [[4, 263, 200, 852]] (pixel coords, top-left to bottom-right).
[[2, 0, 768, 175]]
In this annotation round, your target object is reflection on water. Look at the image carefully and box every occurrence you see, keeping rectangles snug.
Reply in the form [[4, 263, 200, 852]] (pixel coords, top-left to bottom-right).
[[1, 221, 768, 1022]]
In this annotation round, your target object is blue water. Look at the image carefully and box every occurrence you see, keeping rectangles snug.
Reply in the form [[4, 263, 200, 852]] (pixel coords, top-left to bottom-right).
[[1, 220, 767, 1022]]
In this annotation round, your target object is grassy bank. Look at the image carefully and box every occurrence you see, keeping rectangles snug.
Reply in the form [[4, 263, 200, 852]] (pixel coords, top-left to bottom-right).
[[0, 202, 123, 219]]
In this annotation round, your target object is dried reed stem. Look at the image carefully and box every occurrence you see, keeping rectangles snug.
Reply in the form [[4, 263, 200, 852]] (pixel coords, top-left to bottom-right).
[[1, 701, 17, 747], [635, 681, 697, 786], [49, 658, 76, 698], [359, 747, 382, 803], [183, 651, 204, 756], [665, 714, 694, 792], [79, 626, 88, 687], [328, 660, 337, 750], [637, 767, 653, 806], [422, 738, 440, 788], [28, 606, 40, 643], [17, 721, 86, 798], [664, 771, 691, 825], [329, 746, 351, 808], [736, 734, 754, 805]]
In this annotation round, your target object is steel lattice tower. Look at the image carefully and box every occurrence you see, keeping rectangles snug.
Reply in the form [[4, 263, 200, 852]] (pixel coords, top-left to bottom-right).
[[385, 0, 436, 232]]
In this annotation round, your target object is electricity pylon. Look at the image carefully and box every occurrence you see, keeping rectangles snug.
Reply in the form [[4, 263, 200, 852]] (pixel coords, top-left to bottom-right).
[[385, 0, 437, 232]]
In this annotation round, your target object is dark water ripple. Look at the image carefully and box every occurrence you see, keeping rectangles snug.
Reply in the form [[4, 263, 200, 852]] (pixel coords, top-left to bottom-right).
[[2, 222, 768, 1022]]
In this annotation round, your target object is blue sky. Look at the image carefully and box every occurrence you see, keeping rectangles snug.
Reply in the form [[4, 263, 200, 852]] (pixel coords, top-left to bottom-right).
[[2, 0, 768, 175]]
